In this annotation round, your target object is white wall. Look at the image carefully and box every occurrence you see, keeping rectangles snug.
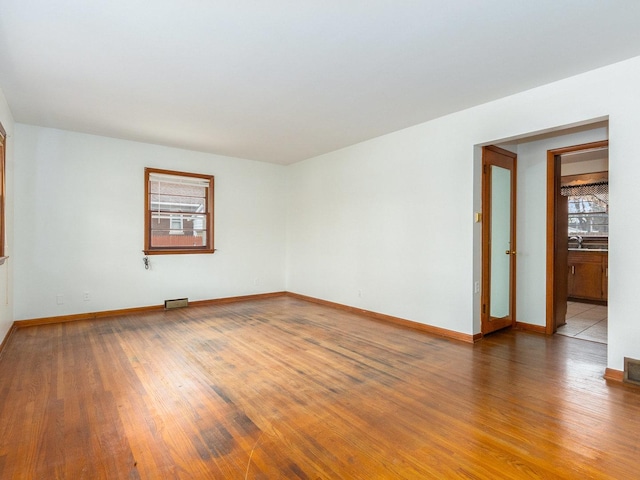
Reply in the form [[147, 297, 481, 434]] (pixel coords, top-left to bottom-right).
[[13, 126, 287, 320], [287, 118, 476, 334], [287, 55, 640, 371], [0, 87, 14, 341]]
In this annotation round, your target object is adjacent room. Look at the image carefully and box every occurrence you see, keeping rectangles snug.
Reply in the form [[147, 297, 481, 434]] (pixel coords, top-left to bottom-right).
[[1, 2, 640, 478]]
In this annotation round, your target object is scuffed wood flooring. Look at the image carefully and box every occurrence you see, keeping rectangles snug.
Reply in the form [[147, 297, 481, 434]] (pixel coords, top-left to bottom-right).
[[0, 296, 639, 479]]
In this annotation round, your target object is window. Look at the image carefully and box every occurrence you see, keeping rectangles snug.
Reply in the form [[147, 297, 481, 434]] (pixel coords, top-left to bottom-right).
[[562, 181, 608, 237], [144, 168, 214, 255]]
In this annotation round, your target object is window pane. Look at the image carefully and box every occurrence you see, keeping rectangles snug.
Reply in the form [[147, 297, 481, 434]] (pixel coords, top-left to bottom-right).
[[150, 214, 206, 244], [150, 234, 207, 248], [562, 182, 609, 238], [567, 193, 608, 237]]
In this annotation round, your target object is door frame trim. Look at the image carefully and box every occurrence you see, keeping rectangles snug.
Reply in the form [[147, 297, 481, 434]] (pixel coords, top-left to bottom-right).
[[545, 140, 608, 334]]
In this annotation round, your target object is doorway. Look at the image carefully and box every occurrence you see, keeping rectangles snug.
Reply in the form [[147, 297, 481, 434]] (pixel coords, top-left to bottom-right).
[[546, 140, 609, 343], [481, 146, 517, 335]]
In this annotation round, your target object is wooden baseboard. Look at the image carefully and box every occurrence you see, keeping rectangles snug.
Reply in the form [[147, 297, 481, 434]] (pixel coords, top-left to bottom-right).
[[8, 290, 528, 346], [515, 322, 547, 334], [15, 305, 165, 328], [286, 292, 476, 343], [604, 368, 624, 383], [567, 297, 607, 306], [14, 292, 288, 328], [189, 291, 286, 308]]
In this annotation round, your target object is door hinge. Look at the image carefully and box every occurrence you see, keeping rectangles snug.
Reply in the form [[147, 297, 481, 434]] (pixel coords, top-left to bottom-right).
[[482, 304, 486, 314]]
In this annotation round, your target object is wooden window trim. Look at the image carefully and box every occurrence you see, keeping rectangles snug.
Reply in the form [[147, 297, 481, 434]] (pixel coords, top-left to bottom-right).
[[144, 167, 215, 255]]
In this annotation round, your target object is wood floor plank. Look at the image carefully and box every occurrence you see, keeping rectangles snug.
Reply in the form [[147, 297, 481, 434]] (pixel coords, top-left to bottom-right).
[[0, 296, 639, 478]]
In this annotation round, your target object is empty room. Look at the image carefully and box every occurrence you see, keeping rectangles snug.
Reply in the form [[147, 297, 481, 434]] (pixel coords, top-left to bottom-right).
[[1, 1, 640, 478]]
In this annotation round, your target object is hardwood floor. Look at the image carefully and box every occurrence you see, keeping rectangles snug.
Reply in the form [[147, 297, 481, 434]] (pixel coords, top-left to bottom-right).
[[1, 296, 639, 479]]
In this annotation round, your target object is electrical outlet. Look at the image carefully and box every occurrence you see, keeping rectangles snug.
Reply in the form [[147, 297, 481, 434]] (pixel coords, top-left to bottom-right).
[[358, 289, 362, 298], [56, 294, 64, 305], [474, 281, 480, 294], [83, 292, 90, 301]]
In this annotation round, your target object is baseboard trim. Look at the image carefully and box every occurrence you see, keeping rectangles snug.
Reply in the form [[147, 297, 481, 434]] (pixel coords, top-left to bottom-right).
[[286, 292, 476, 343], [15, 305, 164, 327], [14, 292, 288, 328], [189, 291, 287, 308], [11, 290, 490, 345], [604, 368, 624, 384], [515, 322, 547, 334]]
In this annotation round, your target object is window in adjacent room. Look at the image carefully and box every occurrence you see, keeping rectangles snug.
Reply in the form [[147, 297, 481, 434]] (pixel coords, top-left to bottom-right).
[[562, 181, 609, 237], [144, 168, 214, 255]]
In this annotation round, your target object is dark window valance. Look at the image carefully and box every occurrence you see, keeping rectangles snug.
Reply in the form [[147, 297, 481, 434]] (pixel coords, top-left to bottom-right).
[[561, 181, 608, 197]]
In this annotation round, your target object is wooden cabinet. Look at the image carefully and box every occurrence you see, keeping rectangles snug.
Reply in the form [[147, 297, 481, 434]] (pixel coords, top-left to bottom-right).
[[567, 251, 608, 302]]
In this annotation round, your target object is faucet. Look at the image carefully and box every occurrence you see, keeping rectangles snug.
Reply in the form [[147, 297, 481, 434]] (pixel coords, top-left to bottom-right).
[[570, 235, 583, 249]]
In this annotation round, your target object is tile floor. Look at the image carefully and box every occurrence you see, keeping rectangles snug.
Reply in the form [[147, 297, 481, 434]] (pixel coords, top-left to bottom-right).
[[556, 301, 608, 344]]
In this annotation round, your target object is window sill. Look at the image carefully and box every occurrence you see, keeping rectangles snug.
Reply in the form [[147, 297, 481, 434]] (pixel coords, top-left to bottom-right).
[[143, 249, 215, 256]]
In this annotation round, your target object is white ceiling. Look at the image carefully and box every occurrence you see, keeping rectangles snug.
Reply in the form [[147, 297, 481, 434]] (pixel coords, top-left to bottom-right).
[[1, 1, 640, 165]]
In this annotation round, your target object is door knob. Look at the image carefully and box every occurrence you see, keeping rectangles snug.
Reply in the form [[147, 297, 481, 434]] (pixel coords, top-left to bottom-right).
[[505, 250, 516, 255]]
